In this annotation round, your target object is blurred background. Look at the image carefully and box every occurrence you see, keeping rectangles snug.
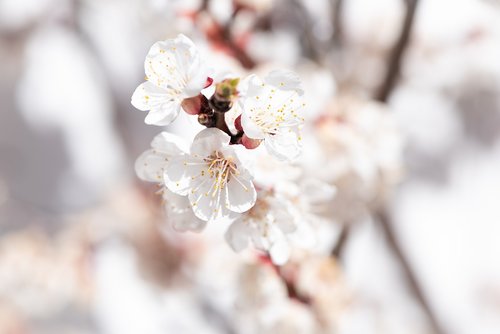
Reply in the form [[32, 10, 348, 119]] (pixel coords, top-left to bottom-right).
[[1, 0, 500, 333]]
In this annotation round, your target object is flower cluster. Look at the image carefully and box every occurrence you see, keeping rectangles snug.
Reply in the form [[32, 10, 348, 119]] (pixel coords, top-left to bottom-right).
[[133, 34, 309, 264]]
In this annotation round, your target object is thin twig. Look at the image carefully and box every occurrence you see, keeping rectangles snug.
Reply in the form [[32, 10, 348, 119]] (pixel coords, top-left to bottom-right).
[[376, 209, 446, 334], [220, 22, 256, 69], [290, 0, 322, 64], [199, 2, 256, 69], [331, 223, 350, 259], [331, 0, 344, 47], [376, 0, 420, 102], [259, 254, 311, 304]]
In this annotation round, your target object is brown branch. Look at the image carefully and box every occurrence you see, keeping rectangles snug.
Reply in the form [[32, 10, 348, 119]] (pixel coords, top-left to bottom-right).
[[376, 0, 420, 102], [331, 223, 350, 259], [259, 254, 311, 305], [219, 30, 256, 69], [192, 0, 256, 69], [376, 209, 446, 334], [331, 0, 344, 47], [290, 0, 323, 64]]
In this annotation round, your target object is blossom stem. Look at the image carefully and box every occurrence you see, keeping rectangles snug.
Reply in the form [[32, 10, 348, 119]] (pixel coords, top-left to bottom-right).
[[376, 209, 446, 334], [214, 111, 231, 135]]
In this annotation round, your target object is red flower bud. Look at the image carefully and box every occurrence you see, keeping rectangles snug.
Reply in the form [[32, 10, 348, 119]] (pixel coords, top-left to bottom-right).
[[234, 115, 243, 132], [204, 77, 214, 88], [181, 94, 204, 115], [241, 134, 262, 149]]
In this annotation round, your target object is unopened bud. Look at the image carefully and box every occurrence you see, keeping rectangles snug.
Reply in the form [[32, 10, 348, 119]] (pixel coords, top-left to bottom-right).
[[198, 112, 216, 127], [204, 77, 214, 88], [209, 95, 232, 113], [241, 134, 262, 149], [215, 78, 240, 100], [234, 115, 243, 132], [209, 78, 240, 113], [181, 94, 209, 115]]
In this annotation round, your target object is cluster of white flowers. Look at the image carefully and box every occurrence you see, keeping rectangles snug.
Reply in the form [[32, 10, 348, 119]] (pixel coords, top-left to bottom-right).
[[303, 96, 404, 223], [133, 34, 310, 264]]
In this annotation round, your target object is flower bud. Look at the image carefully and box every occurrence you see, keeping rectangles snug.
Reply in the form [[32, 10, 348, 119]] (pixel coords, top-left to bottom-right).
[[209, 95, 232, 113], [181, 94, 209, 115], [234, 115, 243, 132], [209, 78, 240, 113], [204, 77, 214, 88], [198, 112, 216, 127], [241, 134, 262, 149]]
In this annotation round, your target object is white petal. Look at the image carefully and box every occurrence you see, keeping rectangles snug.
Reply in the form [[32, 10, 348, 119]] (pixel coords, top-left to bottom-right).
[[134, 149, 168, 183], [131, 81, 171, 110], [184, 53, 211, 97], [226, 144, 255, 173], [190, 128, 231, 156], [289, 219, 316, 249], [265, 130, 301, 161], [164, 156, 203, 196], [275, 218, 298, 235], [265, 70, 304, 95], [241, 110, 265, 139], [225, 220, 250, 252], [169, 209, 207, 232], [145, 35, 197, 93], [188, 175, 243, 222], [225, 172, 256, 213], [151, 131, 189, 155], [300, 178, 337, 203], [187, 174, 226, 222], [273, 207, 297, 234], [224, 103, 243, 135], [163, 189, 207, 232], [144, 34, 210, 99], [131, 81, 181, 126], [243, 74, 264, 97], [269, 237, 291, 265], [162, 188, 191, 209], [144, 100, 181, 126], [235, 74, 253, 97]]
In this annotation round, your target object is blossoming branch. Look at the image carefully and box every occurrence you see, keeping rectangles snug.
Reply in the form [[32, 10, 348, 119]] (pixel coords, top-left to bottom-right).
[[133, 34, 313, 264]]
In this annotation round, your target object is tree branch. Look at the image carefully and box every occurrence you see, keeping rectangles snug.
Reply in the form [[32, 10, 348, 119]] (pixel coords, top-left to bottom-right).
[[376, 0, 419, 102], [331, 223, 350, 259], [331, 0, 344, 47], [376, 209, 446, 334]]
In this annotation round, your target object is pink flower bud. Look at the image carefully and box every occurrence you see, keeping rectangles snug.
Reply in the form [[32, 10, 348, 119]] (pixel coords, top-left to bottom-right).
[[181, 94, 204, 115], [234, 115, 243, 132], [241, 134, 262, 149], [204, 77, 214, 88]]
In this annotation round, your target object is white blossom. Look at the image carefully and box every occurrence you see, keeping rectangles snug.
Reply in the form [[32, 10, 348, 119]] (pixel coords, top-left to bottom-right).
[[131, 34, 210, 126], [309, 97, 404, 222], [135, 131, 189, 183], [162, 190, 207, 232], [135, 131, 206, 232], [224, 171, 338, 264], [164, 128, 257, 222], [224, 189, 298, 265], [240, 70, 305, 161], [233, 262, 320, 334]]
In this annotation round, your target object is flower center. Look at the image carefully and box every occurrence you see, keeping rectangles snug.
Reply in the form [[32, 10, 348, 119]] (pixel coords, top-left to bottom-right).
[[203, 151, 238, 195], [246, 196, 270, 221]]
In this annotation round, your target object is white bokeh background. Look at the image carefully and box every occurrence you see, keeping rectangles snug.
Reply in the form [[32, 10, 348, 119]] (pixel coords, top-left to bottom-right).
[[1, 0, 500, 333]]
